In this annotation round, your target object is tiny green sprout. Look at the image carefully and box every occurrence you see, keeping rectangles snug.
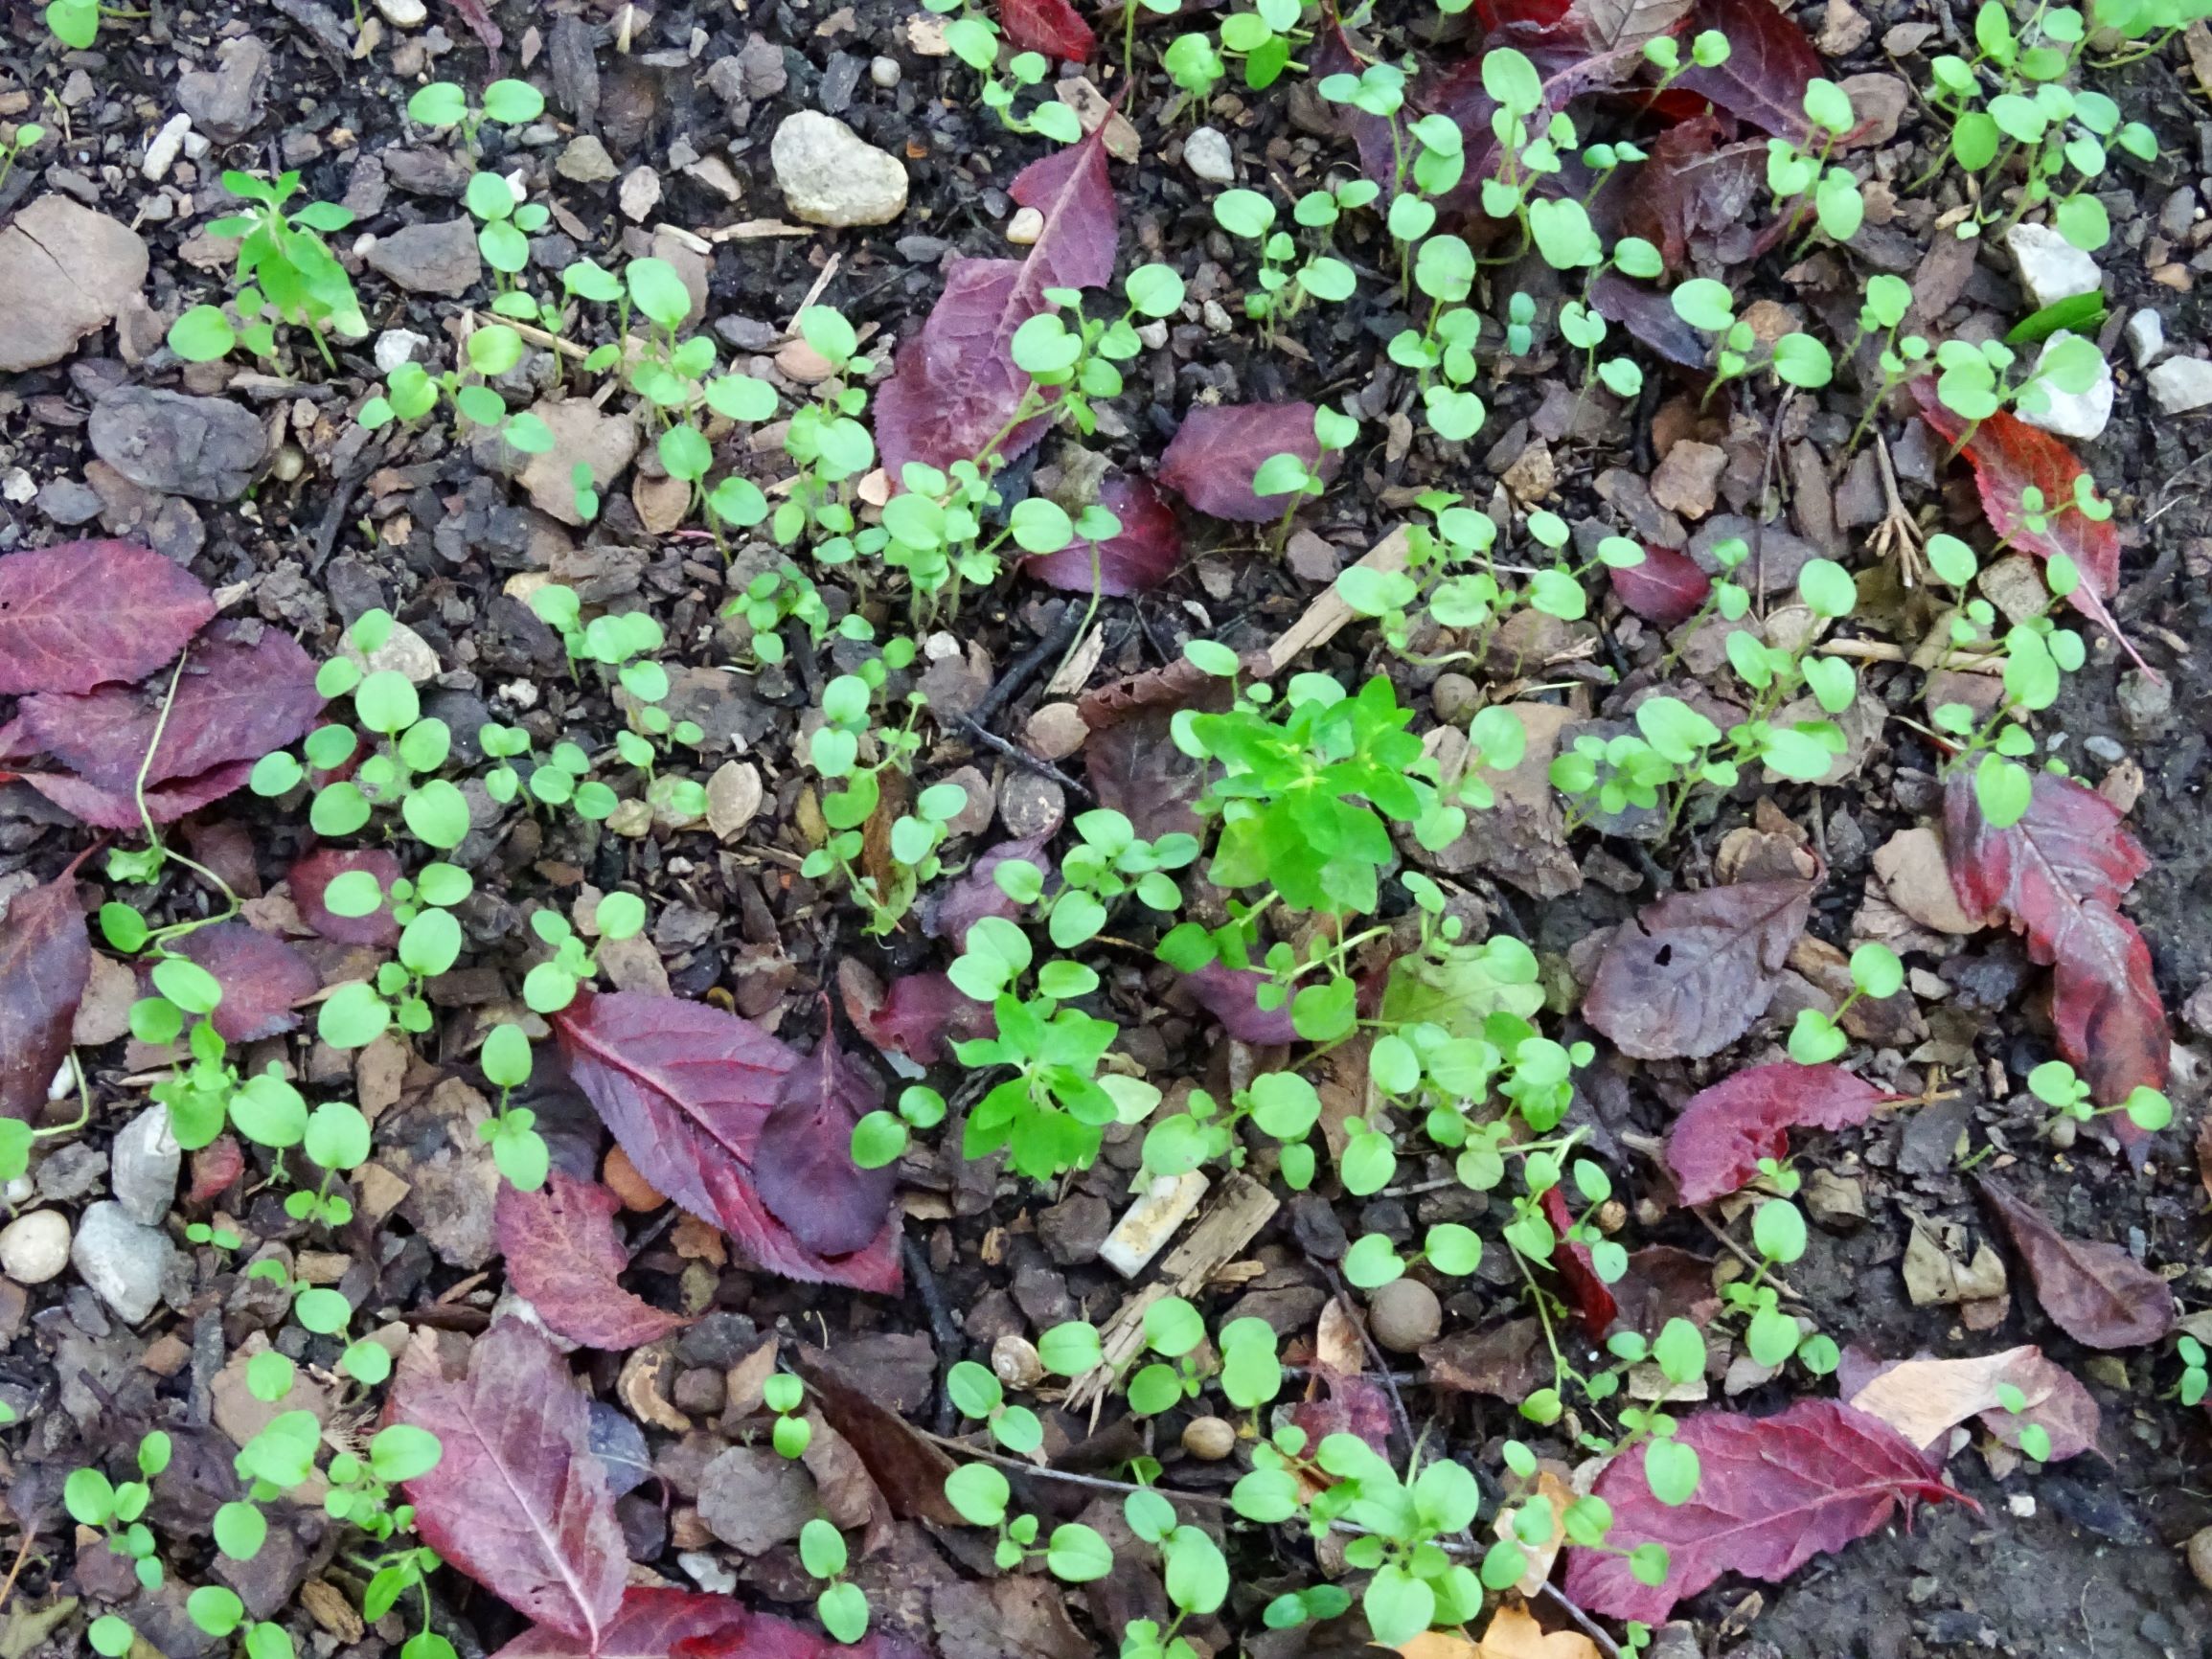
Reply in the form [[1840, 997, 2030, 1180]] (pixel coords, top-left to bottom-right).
[[948, 1360, 1044, 1454], [2177, 1334, 2206, 1408], [764, 1371, 811, 1458], [2027, 1057, 2170, 1135], [1788, 942, 1900, 1064], [1993, 1381, 2053, 1462]]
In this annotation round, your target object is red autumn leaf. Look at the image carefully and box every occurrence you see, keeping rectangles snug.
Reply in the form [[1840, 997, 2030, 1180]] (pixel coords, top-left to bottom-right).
[[1177, 963, 1299, 1045], [1563, 1398, 1963, 1623], [1666, 0, 1824, 139], [188, 1135, 244, 1204], [1606, 112, 1787, 274], [1000, 0, 1095, 59], [11, 760, 259, 829], [844, 968, 996, 1066], [171, 920, 322, 1042], [752, 1028, 897, 1258], [1022, 471, 1185, 596], [873, 123, 1116, 476], [390, 1316, 629, 1647], [1665, 1062, 1885, 1206], [1156, 402, 1324, 523], [1975, 1176, 2176, 1349], [1589, 270, 1714, 368], [494, 1173, 693, 1351], [0, 877, 91, 1123], [492, 1590, 743, 1659], [552, 991, 901, 1292], [1540, 1185, 1618, 1339], [1288, 1367, 1395, 1459], [494, 1587, 924, 1659], [924, 835, 1049, 948], [446, 0, 502, 52], [1583, 876, 1817, 1059], [13, 621, 323, 795], [1610, 540, 1712, 627], [0, 539, 215, 695], [1837, 1344, 2101, 1462], [1943, 768, 2167, 1112], [1911, 388, 2140, 665], [290, 848, 405, 947]]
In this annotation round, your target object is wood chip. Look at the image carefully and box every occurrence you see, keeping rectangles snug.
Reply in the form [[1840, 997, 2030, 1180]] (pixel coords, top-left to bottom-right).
[[1265, 525, 1407, 672]]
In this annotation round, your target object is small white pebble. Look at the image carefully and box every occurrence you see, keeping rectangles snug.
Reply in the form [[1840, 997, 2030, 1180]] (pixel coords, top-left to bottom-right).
[[2007, 1494, 2036, 1518], [48, 1055, 77, 1102], [1005, 206, 1043, 245], [870, 56, 901, 88]]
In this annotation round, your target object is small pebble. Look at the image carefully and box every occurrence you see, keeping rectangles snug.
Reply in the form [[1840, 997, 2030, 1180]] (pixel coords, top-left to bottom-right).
[[870, 56, 901, 88], [2190, 1526, 2212, 1594], [1369, 1278, 1442, 1352], [1182, 125, 1235, 185], [0, 1210, 71, 1284], [1181, 1416, 1236, 1461], [1006, 206, 1043, 245]]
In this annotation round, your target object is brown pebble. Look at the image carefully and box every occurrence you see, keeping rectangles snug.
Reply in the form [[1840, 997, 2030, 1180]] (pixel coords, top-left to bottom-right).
[[1369, 1278, 1442, 1353], [2190, 1527, 2212, 1594], [1181, 1416, 1236, 1460], [604, 1144, 667, 1210]]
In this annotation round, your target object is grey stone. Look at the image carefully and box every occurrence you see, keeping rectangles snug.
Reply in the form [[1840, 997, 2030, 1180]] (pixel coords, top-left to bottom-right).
[[2126, 308, 2166, 368], [37, 477, 103, 525], [365, 218, 482, 295], [697, 1447, 816, 1554], [0, 196, 149, 373], [512, 399, 639, 526], [70, 1201, 176, 1324], [736, 34, 787, 99], [770, 112, 907, 227], [2016, 331, 2112, 442], [2004, 222, 2100, 309], [175, 36, 271, 142], [110, 1106, 181, 1227], [2149, 356, 2212, 414], [89, 387, 266, 501], [871, 56, 901, 88], [557, 135, 619, 184], [1183, 126, 1235, 184]]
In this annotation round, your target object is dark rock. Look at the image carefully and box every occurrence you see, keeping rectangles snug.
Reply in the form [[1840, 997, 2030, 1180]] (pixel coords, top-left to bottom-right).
[[1037, 1193, 1112, 1266], [365, 219, 482, 296], [175, 36, 271, 140], [89, 388, 265, 502]]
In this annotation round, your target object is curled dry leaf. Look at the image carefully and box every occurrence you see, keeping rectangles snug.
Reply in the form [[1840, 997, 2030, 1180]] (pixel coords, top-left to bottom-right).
[[14, 758, 260, 829], [1540, 1184, 1618, 1339], [1665, 1061, 1885, 1206], [1582, 876, 1817, 1059], [171, 920, 322, 1042], [552, 990, 901, 1292], [1422, 1318, 1549, 1403], [787, 1345, 964, 1527], [1156, 402, 1325, 522], [0, 538, 216, 695], [0, 877, 91, 1124], [1563, 1398, 1962, 1623], [1944, 768, 2167, 1116], [493, 1172, 692, 1351], [1975, 1176, 2175, 1350], [1022, 470, 1184, 596], [1839, 1344, 2100, 1460], [390, 1317, 628, 1647]]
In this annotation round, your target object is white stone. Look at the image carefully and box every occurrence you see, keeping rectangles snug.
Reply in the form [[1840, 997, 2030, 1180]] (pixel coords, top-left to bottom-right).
[[870, 56, 901, 88], [0, 1210, 71, 1284], [143, 113, 192, 182], [620, 166, 662, 223], [1006, 206, 1043, 245], [376, 0, 427, 26], [341, 616, 442, 683], [1099, 1171, 1210, 1279], [2149, 356, 2212, 414], [2004, 222, 2101, 310], [770, 111, 908, 227], [2125, 308, 2166, 369], [374, 328, 430, 373], [1183, 125, 1235, 185], [2016, 331, 2112, 442]]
